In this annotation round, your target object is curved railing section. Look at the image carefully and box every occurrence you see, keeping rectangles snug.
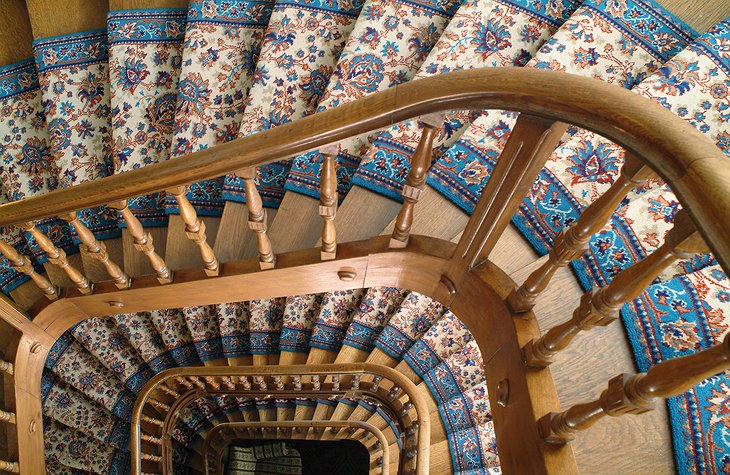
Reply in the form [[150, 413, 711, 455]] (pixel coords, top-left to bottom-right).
[[130, 364, 428, 475]]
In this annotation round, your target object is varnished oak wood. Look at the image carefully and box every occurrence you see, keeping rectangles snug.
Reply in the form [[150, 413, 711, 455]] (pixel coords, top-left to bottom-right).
[[4, 69, 729, 275], [390, 116, 442, 248], [111, 200, 172, 283], [268, 193, 321, 254], [166, 215, 221, 271], [0, 0, 33, 66], [213, 203, 277, 262], [0, 241, 57, 301], [26, 0, 108, 39], [510, 242, 674, 473], [540, 333, 730, 444], [523, 210, 708, 368], [19, 223, 91, 294], [240, 168, 275, 269], [61, 211, 130, 289], [508, 153, 653, 312], [167, 187, 220, 276], [656, 0, 730, 32], [319, 149, 339, 260], [79, 237, 126, 285]]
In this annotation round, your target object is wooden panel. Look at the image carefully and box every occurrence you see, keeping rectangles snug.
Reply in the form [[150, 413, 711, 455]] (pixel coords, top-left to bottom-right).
[[26, 0, 108, 38], [165, 215, 221, 271], [451, 263, 577, 474], [0, 0, 33, 66], [123, 227, 168, 277], [335, 187, 403, 243], [268, 193, 321, 254], [656, 0, 730, 32], [80, 237, 126, 283]]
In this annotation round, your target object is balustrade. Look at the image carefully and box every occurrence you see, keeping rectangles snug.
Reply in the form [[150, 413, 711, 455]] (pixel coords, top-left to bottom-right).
[[240, 167, 275, 270], [523, 209, 708, 368], [166, 186, 220, 276], [108, 200, 172, 284], [130, 364, 429, 475], [0, 69, 727, 475], [540, 334, 730, 443], [60, 211, 130, 289], [0, 240, 57, 300], [319, 147, 338, 260], [390, 114, 443, 248], [20, 222, 91, 294], [508, 153, 654, 312]]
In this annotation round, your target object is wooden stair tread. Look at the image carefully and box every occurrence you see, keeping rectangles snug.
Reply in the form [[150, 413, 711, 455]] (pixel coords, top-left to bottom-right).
[[165, 215, 221, 271]]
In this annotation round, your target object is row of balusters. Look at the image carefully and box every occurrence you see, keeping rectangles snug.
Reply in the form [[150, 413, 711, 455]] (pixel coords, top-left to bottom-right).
[[0, 360, 18, 473], [0, 114, 444, 296], [137, 372, 419, 474], [502, 152, 730, 442]]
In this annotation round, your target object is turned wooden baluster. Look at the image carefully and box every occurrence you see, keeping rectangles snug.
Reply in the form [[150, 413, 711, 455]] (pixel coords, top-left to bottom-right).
[[0, 410, 16, 424], [319, 146, 338, 260], [241, 167, 275, 270], [0, 461, 19, 473], [524, 209, 708, 368], [20, 222, 91, 294], [508, 152, 653, 312], [390, 114, 444, 248], [108, 200, 172, 284], [167, 186, 220, 276], [540, 333, 730, 444], [0, 240, 58, 300], [0, 360, 14, 376], [61, 211, 131, 289]]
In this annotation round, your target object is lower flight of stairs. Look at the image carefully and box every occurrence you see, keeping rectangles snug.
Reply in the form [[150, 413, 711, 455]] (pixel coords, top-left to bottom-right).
[[40, 289, 499, 474]]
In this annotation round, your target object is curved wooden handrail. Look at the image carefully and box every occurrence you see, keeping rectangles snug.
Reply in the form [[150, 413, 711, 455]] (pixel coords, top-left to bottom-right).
[[130, 363, 429, 475], [201, 421, 390, 475], [0, 68, 727, 273]]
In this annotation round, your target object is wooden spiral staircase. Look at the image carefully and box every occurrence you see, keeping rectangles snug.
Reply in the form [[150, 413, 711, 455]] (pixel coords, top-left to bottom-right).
[[1, 0, 730, 474]]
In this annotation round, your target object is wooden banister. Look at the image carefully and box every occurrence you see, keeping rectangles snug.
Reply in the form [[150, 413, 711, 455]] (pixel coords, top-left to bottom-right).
[[436, 115, 568, 304], [107, 201, 172, 284], [60, 211, 131, 289], [0, 240, 57, 300], [508, 153, 654, 312], [241, 167, 275, 270], [166, 186, 220, 277], [319, 147, 338, 260], [523, 209, 708, 368], [540, 333, 730, 444], [390, 114, 443, 248], [19, 222, 91, 294], [0, 69, 726, 275]]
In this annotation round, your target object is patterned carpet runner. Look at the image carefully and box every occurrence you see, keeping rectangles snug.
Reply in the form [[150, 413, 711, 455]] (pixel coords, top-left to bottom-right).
[[39, 289, 495, 473]]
